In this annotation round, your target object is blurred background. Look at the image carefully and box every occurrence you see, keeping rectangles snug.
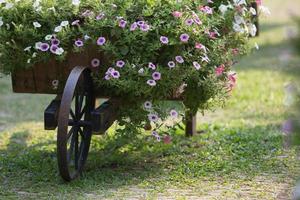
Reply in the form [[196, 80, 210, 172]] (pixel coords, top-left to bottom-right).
[[1, 0, 300, 199]]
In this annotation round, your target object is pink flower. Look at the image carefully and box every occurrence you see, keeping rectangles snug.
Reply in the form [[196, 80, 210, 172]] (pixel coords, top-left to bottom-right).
[[119, 19, 127, 28], [97, 37, 106, 45], [175, 56, 184, 64], [91, 58, 100, 67], [215, 64, 225, 76], [163, 135, 172, 144], [227, 72, 237, 90], [148, 62, 156, 70], [199, 6, 213, 14], [209, 31, 217, 39], [180, 34, 189, 42], [152, 72, 161, 80], [160, 36, 169, 44], [172, 11, 183, 18], [185, 19, 194, 26], [193, 61, 201, 70], [147, 80, 157, 86]]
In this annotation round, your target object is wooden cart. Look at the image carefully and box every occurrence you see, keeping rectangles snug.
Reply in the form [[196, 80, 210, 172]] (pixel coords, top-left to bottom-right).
[[11, 48, 197, 181]]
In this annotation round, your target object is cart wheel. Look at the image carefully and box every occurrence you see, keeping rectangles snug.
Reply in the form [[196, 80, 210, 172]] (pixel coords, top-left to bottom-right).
[[57, 66, 95, 181]]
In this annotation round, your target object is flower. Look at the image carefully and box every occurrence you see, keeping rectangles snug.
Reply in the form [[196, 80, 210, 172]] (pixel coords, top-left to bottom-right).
[[160, 36, 169, 44], [193, 61, 201, 70], [175, 56, 184, 64], [60, 21, 69, 27], [137, 21, 145, 26], [199, 6, 213, 14], [50, 45, 58, 54], [111, 70, 120, 79], [144, 101, 152, 109], [119, 19, 127, 28], [39, 43, 50, 52], [130, 22, 138, 31], [148, 63, 156, 70], [75, 39, 84, 47], [180, 33, 189, 42], [96, 13, 105, 20], [147, 80, 157, 86], [172, 11, 183, 18], [163, 135, 172, 144], [55, 47, 64, 55], [140, 24, 150, 32], [33, 22, 41, 28], [152, 72, 161, 80], [138, 68, 144, 74], [185, 19, 194, 26], [170, 109, 178, 118], [228, 71, 237, 90], [215, 64, 225, 76], [72, 0, 80, 6], [219, 4, 229, 15], [71, 20, 80, 26], [168, 61, 176, 68], [116, 60, 125, 68], [51, 38, 60, 46], [97, 37, 106, 45], [54, 26, 62, 32], [91, 58, 100, 67], [148, 114, 159, 122]]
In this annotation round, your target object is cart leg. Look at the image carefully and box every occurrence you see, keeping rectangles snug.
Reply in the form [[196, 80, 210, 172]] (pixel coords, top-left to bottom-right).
[[185, 113, 196, 137]]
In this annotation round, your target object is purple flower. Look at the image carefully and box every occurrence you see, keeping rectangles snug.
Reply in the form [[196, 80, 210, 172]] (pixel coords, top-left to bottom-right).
[[104, 74, 111, 80], [119, 19, 127, 28], [97, 37, 106, 45], [168, 61, 176, 68], [137, 21, 145, 26], [175, 56, 184, 64], [152, 130, 159, 136], [71, 20, 80, 26], [144, 101, 152, 109], [39, 43, 50, 51], [152, 72, 161, 80], [185, 19, 194, 26], [180, 33, 189, 42], [81, 10, 94, 17], [170, 109, 178, 118], [193, 61, 201, 70], [50, 45, 58, 54], [148, 113, 159, 122], [147, 79, 157, 87], [140, 24, 150, 32], [116, 60, 125, 68], [75, 39, 84, 47], [96, 13, 105, 20], [160, 36, 169, 44], [51, 38, 60, 46], [148, 62, 156, 70], [130, 22, 138, 31], [111, 70, 120, 79], [91, 58, 100, 67]]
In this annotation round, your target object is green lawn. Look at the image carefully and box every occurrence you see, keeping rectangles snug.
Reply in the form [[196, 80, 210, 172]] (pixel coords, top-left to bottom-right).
[[1, 0, 300, 199]]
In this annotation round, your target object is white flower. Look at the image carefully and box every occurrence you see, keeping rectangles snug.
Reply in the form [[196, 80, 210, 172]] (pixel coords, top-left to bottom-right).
[[4, 2, 13, 9], [32, 53, 37, 58], [54, 26, 62, 32], [248, 23, 257, 37], [84, 35, 90, 40], [35, 42, 42, 49], [234, 15, 245, 25], [259, 6, 271, 16], [33, 22, 41, 28], [60, 21, 69, 27], [72, 0, 80, 6], [24, 46, 32, 52], [249, 7, 257, 16], [233, 23, 244, 33], [138, 68, 144, 74], [45, 35, 52, 40], [27, 59, 31, 64], [219, 4, 228, 15], [54, 47, 64, 55], [233, 0, 246, 6]]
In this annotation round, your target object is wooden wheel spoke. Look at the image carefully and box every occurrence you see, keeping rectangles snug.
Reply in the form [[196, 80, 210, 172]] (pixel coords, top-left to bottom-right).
[[70, 109, 76, 120], [79, 105, 86, 120], [67, 126, 75, 139], [74, 133, 79, 170]]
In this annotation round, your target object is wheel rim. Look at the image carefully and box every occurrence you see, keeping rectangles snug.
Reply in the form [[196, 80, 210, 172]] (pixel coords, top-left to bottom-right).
[[57, 67, 95, 181]]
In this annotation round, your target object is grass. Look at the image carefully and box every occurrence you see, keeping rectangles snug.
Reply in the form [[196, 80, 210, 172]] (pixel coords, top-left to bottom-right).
[[1, 0, 300, 199]]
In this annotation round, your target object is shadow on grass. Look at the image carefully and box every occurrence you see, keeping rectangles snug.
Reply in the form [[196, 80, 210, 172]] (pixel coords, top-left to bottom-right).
[[0, 122, 295, 197]]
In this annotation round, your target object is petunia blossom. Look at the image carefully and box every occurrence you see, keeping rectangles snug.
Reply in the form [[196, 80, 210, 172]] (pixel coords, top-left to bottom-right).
[[180, 33, 189, 42], [215, 64, 225, 76], [147, 80, 157, 86], [152, 72, 161, 80], [97, 37, 106, 45]]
